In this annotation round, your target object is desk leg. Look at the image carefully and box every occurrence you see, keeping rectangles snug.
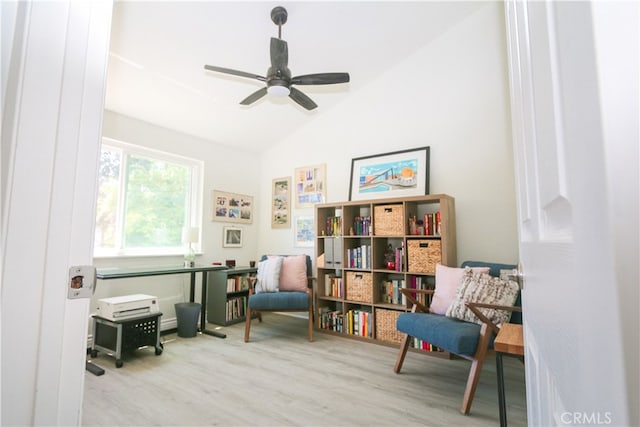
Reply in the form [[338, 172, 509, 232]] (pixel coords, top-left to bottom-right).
[[189, 272, 196, 303], [199, 271, 226, 339], [86, 361, 105, 376], [497, 352, 507, 427]]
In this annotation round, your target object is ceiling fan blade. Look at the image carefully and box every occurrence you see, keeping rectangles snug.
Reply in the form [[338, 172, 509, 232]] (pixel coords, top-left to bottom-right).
[[204, 65, 266, 82], [291, 73, 350, 85], [289, 87, 317, 111], [240, 87, 268, 106], [270, 37, 288, 68]]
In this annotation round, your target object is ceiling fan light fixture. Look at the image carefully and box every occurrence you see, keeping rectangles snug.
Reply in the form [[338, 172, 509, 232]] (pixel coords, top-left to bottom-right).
[[267, 85, 290, 97], [203, 6, 350, 110]]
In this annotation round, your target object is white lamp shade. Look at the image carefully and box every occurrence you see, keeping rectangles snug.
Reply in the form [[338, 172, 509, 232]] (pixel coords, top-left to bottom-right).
[[182, 226, 199, 244]]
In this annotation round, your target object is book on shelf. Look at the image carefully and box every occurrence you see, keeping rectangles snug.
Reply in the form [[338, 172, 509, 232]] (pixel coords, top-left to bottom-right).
[[379, 279, 406, 305], [411, 337, 441, 352], [423, 211, 442, 236], [324, 275, 343, 298], [226, 276, 250, 292], [225, 296, 248, 321], [318, 307, 343, 332], [352, 215, 371, 236], [347, 244, 371, 269], [326, 216, 342, 236], [345, 309, 372, 337]]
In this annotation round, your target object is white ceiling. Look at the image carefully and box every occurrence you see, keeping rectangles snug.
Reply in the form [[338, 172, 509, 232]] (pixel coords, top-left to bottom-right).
[[105, 1, 485, 153]]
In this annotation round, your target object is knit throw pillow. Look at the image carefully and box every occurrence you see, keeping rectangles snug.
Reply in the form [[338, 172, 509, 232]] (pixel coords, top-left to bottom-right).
[[446, 268, 519, 326], [430, 264, 490, 315]]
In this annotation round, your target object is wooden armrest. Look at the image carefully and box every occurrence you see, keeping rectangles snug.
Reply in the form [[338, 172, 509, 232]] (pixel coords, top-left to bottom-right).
[[466, 302, 521, 335], [467, 302, 522, 313], [399, 288, 434, 313]]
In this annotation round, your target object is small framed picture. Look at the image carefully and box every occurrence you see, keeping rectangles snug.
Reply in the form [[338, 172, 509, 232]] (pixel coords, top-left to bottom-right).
[[223, 226, 243, 248], [272, 177, 291, 228], [294, 216, 315, 248], [294, 163, 326, 209]]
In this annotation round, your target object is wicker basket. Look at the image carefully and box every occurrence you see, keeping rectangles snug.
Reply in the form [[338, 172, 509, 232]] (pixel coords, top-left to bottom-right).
[[374, 204, 405, 236], [407, 239, 442, 274], [375, 309, 403, 344], [346, 271, 373, 303]]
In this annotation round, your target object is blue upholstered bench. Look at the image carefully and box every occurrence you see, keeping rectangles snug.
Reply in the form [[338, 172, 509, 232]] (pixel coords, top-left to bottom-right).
[[393, 261, 520, 415]]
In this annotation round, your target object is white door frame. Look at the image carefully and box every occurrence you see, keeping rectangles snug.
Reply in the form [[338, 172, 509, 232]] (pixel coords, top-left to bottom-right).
[[1, 1, 113, 425]]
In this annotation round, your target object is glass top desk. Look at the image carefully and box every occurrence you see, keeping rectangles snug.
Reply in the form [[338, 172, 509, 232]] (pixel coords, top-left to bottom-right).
[[96, 264, 229, 338]]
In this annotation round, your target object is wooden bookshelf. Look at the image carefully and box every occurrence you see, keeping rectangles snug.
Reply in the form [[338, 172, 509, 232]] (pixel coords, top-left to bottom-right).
[[315, 194, 457, 355]]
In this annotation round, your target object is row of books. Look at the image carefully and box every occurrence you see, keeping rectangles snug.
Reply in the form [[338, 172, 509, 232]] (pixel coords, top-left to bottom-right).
[[317, 307, 390, 340], [379, 276, 432, 306], [408, 275, 433, 306], [226, 296, 247, 321], [318, 308, 440, 349], [351, 216, 371, 236], [324, 275, 343, 298], [347, 244, 371, 269], [410, 337, 442, 352], [325, 216, 342, 236], [226, 275, 250, 292], [424, 211, 442, 236], [379, 279, 406, 305], [318, 307, 343, 332], [321, 274, 433, 305], [345, 309, 373, 337]]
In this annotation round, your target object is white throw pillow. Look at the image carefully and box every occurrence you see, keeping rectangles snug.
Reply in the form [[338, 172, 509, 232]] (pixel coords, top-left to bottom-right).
[[256, 257, 283, 293]]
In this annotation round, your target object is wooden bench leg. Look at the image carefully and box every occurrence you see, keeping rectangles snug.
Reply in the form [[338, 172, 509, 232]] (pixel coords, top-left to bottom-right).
[[461, 323, 492, 415], [394, 333, 411, 373]]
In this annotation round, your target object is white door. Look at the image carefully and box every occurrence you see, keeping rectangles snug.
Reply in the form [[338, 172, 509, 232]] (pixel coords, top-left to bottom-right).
[[505, 1, 638, 426], [1, 1, 113, 424]]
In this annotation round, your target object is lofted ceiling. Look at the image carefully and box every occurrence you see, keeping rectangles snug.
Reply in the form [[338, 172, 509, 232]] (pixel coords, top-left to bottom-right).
[[105, 1, 485, 153]]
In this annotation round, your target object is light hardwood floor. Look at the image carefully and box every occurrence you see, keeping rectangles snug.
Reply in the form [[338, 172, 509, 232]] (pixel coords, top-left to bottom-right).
[[82, 314, 527, 426]]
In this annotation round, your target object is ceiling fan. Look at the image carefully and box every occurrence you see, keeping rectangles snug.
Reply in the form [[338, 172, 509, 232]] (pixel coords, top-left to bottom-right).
[[204, 6, 350, 111]]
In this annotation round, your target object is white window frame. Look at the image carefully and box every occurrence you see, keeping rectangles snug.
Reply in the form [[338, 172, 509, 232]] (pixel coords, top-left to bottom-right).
[[94, 137, 203, 258]]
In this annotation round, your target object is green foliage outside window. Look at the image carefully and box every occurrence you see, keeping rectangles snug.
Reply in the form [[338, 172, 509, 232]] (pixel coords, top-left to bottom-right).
[[94, 141, 200, 256]]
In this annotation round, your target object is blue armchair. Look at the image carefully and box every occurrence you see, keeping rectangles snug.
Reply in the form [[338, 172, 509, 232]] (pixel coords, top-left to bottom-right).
[[244, 255, 314, 342], [393, 261, 520, 415]]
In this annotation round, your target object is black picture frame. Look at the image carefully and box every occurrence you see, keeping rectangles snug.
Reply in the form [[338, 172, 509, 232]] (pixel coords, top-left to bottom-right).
[[348, 147, 430, 201]]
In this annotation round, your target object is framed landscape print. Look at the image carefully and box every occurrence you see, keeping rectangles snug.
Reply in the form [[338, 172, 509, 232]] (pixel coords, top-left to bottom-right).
[[294, 163, 326, 209], [348, 147, 430, 201], [211, 190, 253, 224], [271, 177, 291, 228]]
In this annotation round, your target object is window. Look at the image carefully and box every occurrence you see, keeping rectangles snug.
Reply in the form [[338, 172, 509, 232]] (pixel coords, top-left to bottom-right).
[[94, 138, 203, 257]]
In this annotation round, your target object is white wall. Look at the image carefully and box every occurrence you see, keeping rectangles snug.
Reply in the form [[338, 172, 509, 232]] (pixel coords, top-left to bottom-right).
[[95, 111, 262, 326], [258, 3, 518, 266], [95, 3, 520, 321]]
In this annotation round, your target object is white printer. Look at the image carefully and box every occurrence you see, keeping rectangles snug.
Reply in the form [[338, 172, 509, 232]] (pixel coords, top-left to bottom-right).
[[96, 294, 160, 320]]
